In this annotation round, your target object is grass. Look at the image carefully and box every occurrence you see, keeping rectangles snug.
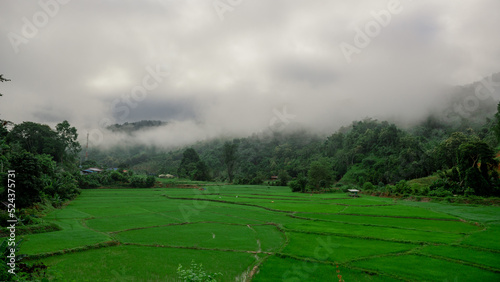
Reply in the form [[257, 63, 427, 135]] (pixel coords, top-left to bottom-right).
[[113, 222, 282, 252], [355, 254, 500, 281], [284, 220, 464, 244], [339, 205, 459, 219], [20, 219, 111, 255], [294, 213, 481, 233], [418, 245, 500, 270], [283, 232, 417, 263], [253, 255, 399, 281], [401, 200, 500, 223], [86, 212, 183, 232], [35, 245, 256, 281], [14, 184, 500, 281], [461, 223, 500, 251]]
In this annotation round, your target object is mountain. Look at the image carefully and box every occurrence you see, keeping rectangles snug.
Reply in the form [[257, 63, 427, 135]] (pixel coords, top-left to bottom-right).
[[106, 120, 168, 133]]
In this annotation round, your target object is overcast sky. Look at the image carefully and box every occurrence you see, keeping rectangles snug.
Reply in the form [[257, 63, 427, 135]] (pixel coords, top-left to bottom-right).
[[1, 0, 500, 147]]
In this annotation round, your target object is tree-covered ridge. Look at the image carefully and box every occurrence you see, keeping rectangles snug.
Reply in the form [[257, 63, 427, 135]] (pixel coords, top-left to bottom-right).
[[82, 98, 500, 197], [106, 120, 167, 133]]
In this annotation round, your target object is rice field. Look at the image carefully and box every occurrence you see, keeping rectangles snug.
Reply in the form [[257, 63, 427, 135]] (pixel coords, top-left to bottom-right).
[[19, 185, 500, 281]]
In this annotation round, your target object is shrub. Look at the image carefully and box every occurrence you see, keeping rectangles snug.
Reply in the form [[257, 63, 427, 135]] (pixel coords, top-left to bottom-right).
[[420, 186, 430, 196], [289, 181, 301, 192], [278, 171, 290, 186], [111, 171, 129, 183], [77, 174, 101, 188], [385, 185, 395, 193], [249, 176, 263, 185], [130, 176, 144, 188], [289, 175, 308, 192], [394, 180, 411, 194], [130, 175, 155, 188], [177, 260, 222, 282], [145, 175, 156, 187], [363, 182, 375, 191], [428, 188, 453, 197]]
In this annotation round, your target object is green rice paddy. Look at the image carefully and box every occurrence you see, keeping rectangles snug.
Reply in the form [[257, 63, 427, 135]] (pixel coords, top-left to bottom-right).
[[17, 185, 500, 281]]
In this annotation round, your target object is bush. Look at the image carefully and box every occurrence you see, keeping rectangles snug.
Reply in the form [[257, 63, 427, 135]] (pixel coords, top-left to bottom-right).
[[363, 182, 375, 191], [77, 174, 101, 188], [130, 175, 155, 188], [278, 171, 290, 186], [420, 186, 430, 196], [111, 171, 129, 183], [177, 260, 222, 282], [145, 175, 156, 187], [249, 176, 263, 185], [394, 180, 411, 194], [428, 188, 453, 197], [289, 175, 308, 192], [289, 181, 301, 192]]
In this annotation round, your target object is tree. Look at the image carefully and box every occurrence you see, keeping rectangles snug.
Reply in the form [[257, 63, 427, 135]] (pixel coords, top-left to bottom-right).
[[289, 174, 308, 192], [177, 148, 210, 181], [493, 102, 500, 143], [194, 160, 211, 181], [456, 141, 499, 196], [278, 170, 290, 186], [7, 122, 59, 158], [55, 120, 81, 164], [437, 132, 479, 169], [223, 141, 238, 183], [7, 121, 81, 167], [307, 158, 333, 190], [1, 151, 54, 208]]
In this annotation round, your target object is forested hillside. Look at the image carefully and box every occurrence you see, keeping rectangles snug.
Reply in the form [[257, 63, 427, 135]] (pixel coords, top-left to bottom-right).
[[84, 108, 499, 195]]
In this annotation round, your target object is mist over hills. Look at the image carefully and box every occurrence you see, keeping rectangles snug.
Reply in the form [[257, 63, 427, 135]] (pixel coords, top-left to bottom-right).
[[81, 71, 500, 188], [87, 72, 500, 151]]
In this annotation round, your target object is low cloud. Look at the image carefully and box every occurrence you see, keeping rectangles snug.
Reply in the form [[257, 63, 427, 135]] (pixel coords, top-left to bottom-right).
[[1, 0, 499, 148]]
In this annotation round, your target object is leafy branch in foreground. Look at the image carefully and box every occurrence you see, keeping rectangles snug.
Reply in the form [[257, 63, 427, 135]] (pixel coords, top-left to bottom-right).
[[177, 260, 223, 282]]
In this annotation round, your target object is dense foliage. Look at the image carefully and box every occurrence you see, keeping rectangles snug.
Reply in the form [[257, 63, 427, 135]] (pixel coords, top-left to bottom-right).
[[83, 99, 500, 197], [177, 148, 210, 181], [0, 120, 82, 210]]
